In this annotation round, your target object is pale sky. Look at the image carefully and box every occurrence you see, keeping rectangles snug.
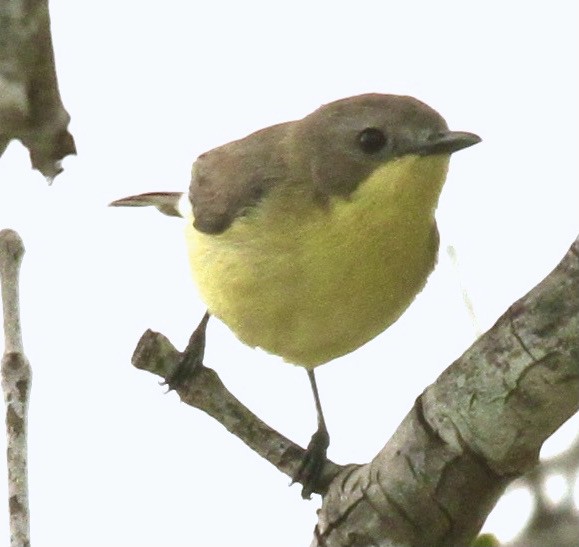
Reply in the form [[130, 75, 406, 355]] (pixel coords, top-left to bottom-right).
[[1, 2, 578, 546]]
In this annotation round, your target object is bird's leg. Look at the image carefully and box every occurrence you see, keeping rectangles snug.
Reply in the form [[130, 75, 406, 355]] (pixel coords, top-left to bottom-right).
[[292, 369, 330, 499], [163, 311, 210, 390]]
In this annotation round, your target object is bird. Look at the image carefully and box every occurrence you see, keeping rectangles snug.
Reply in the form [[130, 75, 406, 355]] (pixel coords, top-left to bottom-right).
[[111, 93, 481, 497]]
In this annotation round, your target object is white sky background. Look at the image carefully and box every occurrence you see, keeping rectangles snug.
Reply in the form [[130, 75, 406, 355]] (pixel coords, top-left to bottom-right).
[[1, 1, 578, 546]]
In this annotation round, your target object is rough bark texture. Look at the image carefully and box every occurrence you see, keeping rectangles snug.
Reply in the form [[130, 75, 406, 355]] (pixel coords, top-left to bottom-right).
[[0, 0, 75, 179], [131, 236, 579, 547], [313, 237, 579, 547]]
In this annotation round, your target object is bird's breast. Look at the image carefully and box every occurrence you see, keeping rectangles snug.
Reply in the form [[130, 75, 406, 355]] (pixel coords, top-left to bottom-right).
[[186, 155, 448, 367]]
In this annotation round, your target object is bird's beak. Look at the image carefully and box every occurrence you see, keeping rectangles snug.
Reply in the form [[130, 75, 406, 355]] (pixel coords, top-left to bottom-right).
[[415, 131, 481, 156]]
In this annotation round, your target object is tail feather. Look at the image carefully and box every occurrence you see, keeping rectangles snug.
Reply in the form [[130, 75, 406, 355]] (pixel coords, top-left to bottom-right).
[[109, 192, 184, 218]]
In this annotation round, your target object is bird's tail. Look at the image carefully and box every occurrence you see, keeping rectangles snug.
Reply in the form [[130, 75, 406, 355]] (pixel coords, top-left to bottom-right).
[[109, 192, 184, 218]]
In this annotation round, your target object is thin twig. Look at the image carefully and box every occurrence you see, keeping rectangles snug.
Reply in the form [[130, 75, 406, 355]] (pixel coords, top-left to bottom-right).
[[0, 229, 31, 547], [131, 330, 345, 494]]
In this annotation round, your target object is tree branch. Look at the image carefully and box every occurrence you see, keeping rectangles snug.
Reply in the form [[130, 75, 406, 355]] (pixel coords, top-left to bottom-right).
[[0, 0, 75, 179], [131, 236, 579, 547], [131, 331, 345, 492], [0, 229, 31, 547], [313, 236, 579, 546]]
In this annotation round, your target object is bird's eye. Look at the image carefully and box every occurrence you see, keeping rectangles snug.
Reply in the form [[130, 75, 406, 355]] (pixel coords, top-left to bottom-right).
[[357, 128, 387, 154]]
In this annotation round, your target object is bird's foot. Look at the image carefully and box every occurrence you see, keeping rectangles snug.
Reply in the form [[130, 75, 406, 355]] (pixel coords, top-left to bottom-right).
[[162, 311, 210, 390], [162, 346, 203, 391], [292, 427, 330, 499]]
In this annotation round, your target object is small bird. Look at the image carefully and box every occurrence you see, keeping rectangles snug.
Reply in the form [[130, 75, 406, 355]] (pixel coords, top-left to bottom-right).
[[111, 93, 480, 497]]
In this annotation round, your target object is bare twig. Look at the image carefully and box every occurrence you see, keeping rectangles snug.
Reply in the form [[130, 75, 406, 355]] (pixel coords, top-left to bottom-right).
[[132, 331, 345, 492], [0, 0, 76, 179], [0, 229, 31, 547]]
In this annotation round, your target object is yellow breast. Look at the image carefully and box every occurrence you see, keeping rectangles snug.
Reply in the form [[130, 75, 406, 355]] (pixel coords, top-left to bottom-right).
[[185, 154, 450, 368]]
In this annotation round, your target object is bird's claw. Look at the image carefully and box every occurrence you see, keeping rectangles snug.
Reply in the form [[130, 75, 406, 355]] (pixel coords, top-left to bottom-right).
[[161, 311, 210, 391], [161, 351, 203, 391], [292, 427, 330, 499]]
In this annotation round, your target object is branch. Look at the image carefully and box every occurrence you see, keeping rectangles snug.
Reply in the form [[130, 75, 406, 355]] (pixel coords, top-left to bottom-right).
[[131, 236, 579, 547], [131, 331, 345, 491], [0, 229, 31, 547], [0, 0, 76, 179], [313, 236, 579, 547]]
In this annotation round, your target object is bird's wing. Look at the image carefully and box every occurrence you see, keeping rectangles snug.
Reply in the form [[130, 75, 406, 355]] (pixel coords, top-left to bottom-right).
[[110, 123, 291, 230], [189, 122, 291, 234]]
